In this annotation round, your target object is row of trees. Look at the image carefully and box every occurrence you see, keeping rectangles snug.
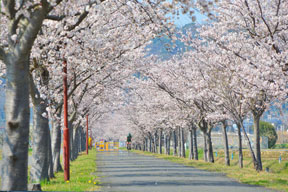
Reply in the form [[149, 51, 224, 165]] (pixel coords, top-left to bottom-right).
[[0, 0, 196, 190], [0, 0, 287, 190], [100, 0, 287, 172]]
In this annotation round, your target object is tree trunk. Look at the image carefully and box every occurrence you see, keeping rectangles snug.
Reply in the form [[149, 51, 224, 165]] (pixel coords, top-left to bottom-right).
[[222, 121, 230, 166], [1, 56, 30, 190], [206, 130, 214, 163], [192, 127, 198, 160], [68, 117, 75, 161], [253, 113, 262, 171], [47, 128, 54, 178], [71, 125, 80, 161], [173, 129, 177, 156], [164, 133, 167, 154], [82, 127, 86, 152], [149, 134, 152, 152], [240, 121, 258, 169], [236, 123, 243, 168], [203, 134, 208, 162], [0, 4, 50, 189], [178, 127, 181, 157], [151, 136, 154, 153], [29, 76, 50, 183], [159, 129, 162, 154], [142, 139, 146, 151], [189, 129, 194, 160], [145, 138, 147, 151], [51, 108, 63, 173], [181, 128, 186, 158], [153, 132, 157, 153], [167, 133, 171, 155], [78, 128, 82, 153]]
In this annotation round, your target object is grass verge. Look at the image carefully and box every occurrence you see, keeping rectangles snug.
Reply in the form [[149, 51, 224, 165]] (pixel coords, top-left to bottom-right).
[[132, 149, 288, 192], [41, 148, 99, 191]]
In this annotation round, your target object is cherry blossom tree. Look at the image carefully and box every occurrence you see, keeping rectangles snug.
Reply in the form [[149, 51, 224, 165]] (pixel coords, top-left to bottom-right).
[[197, 0, 288, 171]]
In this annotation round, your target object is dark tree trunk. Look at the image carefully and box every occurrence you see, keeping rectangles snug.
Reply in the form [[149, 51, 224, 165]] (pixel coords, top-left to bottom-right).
[[51, 108, 63, 173], [72, 124, 80, 161], [167, 133, 171, 155], [68, 114, 76, 161], [178, 127, 181, 157], [240, 121, 258, 169], [164, 133, 167, 154], [145, 137, 148, 151], [154, 131, 157, 153], [149, 134, 152, 152], [159, 129, 162, 154], [253, 113, 262, 171], [189, 129, 194, 160], [69, 123, 74, 161], [151, 137, 154, 153], [181, 128, 186, 158], [203, 134, 208, 162], [29, 74, 50, 183], [222, 121, 230, 166], [47, 128, 54, 178], [236, 123, 243, 168], [142, 139, 146, 151], [192, 127, 198, 160], [173, 129, 177, 156], [206, 130, 214, 163], [82, 128, 86, 152]]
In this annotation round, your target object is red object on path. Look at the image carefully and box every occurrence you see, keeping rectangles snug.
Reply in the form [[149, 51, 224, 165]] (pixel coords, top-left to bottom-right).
[[86, 114, 89, 155], [63, 58, 70, 181]]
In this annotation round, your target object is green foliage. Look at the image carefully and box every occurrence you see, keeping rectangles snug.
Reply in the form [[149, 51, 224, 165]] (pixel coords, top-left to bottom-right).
[[259, 121, 278, 148], [273, 143, 288, 149]]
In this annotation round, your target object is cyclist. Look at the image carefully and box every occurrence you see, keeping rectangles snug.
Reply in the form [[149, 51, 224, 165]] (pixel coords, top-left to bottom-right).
[[126, 133, 132, 150]]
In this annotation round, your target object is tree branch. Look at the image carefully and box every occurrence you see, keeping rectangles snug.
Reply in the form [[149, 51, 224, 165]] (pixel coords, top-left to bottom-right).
[[0, 47, 6, 61], [66, 11, 89, 31], [10, 14, 24, 35], [3, 0, 16, 19], [17, 4, 50, 56], [46, 14, 65, 21]]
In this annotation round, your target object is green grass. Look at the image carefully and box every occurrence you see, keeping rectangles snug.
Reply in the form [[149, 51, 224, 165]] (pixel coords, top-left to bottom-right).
[[41, 149, 99, 191], [133, 149, 288, 192], [28, 148, 32, 156]]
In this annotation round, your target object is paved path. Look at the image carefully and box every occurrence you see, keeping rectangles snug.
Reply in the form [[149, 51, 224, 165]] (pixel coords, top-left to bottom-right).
[[97, 151, 275, 192]]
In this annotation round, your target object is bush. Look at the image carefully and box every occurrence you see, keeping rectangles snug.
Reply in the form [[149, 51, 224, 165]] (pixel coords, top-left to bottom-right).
[[273, 143, 288, 149], [259, 121, 278, 148]]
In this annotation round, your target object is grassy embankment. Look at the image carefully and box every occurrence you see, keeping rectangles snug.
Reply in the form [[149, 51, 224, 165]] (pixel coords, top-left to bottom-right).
[[0, 148, 99, 191], [132, 148, 288, 192], [41, 148, 99, 191]]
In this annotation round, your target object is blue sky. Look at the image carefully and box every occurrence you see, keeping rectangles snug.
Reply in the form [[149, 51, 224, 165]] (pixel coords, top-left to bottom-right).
[[169, 9, 207, 27]]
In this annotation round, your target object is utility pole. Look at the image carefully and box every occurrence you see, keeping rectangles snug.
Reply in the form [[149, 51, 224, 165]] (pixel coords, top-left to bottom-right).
[[86, 114, 89, 155], [63, 58, 70, 181]]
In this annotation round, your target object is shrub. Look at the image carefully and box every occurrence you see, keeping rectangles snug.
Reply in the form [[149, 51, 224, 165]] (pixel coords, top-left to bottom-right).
[[259, 121, 278, 148]]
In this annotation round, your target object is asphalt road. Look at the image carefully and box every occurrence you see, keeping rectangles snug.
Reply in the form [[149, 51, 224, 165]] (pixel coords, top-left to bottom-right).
[[97, 150, 275, 192]]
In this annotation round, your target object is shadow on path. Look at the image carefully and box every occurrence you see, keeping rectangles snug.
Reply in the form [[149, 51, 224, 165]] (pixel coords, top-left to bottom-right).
[[97, 151, 275, 192]]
